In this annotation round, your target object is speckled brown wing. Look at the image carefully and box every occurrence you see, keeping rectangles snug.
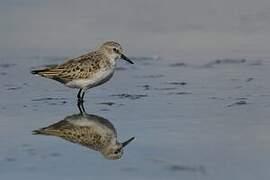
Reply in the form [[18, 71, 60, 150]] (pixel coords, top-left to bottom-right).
[[60, 126, 111, 151], [36, 51, 106, 83], [34, 120, 111, 151]]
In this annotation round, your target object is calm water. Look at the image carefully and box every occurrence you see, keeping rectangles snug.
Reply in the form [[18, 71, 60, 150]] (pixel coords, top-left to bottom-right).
[[0, 57, 270, 179]]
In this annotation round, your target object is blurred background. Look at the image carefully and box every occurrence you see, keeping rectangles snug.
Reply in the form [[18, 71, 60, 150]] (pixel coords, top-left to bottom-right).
[[2, 0, 270, 60]]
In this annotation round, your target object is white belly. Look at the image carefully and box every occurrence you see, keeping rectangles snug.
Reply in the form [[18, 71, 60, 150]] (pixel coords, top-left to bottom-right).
[[66, 69, 114, 89]]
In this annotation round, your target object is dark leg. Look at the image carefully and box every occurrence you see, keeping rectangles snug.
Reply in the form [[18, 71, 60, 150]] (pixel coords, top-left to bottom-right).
[[77, 89, 82, 99], [77, 89, 84, 103], [77, 101, 83, 114], [80, 101, 86, 113], [81, 91, 85, 101], [77, 99, 86, 114]]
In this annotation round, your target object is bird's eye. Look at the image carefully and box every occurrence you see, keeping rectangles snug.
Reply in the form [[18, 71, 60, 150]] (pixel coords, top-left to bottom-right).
[[113, 48, 118, 53]]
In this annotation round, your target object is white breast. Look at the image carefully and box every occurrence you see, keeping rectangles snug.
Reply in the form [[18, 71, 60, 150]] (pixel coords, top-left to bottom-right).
[[66, 68, 115, 89]]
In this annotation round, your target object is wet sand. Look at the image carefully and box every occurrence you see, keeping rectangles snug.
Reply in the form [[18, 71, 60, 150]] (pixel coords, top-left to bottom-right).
[[0, 57, 270, 180]]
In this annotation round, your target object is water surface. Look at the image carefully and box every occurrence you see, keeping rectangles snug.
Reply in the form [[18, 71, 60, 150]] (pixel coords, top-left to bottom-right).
[[0, 57, 270, 179]]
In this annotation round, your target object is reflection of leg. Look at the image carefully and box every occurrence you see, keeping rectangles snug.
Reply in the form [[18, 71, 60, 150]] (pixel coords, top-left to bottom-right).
[[77, 101, 86, 114], [80, 101, 86, 113], [77, 101, 83, 114]]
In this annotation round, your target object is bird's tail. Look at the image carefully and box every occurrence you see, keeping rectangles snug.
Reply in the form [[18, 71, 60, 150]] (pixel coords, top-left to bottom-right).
[[32, 120, 71, 136], [32, 129, 44, 135], [32, 126, 56, 135], [31, 69, 48, 75], [31, 67, 62, 79], [32, 128, 64, 137], [31, 69, 52, 75]]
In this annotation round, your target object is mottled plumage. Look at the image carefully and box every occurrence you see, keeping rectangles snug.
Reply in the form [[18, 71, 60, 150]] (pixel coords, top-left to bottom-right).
[[33, 113, 135, 160], [33, 51, 109, 83], [31, 41, 133, 102]]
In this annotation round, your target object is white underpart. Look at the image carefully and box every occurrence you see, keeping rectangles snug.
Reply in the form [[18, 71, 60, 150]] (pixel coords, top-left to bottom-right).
[[66, 65, 115, 90], [68, 116, 116, 138]]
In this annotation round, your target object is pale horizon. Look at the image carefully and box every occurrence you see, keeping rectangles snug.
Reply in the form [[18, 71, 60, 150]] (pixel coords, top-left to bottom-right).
[[2, 0, 270, 60]]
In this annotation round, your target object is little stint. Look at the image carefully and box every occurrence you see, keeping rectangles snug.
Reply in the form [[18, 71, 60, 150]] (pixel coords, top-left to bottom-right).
[[31, 41, 133, 102]]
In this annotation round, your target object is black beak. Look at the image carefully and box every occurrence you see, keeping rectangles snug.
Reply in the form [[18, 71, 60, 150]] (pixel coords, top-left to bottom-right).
[[121, 137, 135, 148], [121, 54, 134, 64]]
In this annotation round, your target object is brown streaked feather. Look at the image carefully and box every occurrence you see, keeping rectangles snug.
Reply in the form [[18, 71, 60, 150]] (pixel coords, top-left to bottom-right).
[[33, 120, 110, 151], [33, 51, 108, 83]]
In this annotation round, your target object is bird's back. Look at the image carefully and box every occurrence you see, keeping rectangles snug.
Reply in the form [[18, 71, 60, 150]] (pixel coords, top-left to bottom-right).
[[31, 51, 110, 84], [33, 114, 115, 151]]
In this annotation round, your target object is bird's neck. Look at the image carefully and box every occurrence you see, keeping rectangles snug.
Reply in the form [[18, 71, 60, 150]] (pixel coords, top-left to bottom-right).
[[98, 50, 116, 68], [103, 56, 116, 69]]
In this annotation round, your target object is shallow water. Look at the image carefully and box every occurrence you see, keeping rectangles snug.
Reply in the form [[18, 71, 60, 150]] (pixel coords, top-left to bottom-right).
[[0, 57, 270, 179]]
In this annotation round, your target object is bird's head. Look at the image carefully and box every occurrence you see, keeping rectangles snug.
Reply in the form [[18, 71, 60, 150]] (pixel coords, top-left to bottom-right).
[[101, 137, 135, 160], [99, 41, 133, 64]]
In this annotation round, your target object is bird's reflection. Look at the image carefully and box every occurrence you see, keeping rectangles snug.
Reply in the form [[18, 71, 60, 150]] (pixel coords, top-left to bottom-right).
[[33, 102, 135, 160]]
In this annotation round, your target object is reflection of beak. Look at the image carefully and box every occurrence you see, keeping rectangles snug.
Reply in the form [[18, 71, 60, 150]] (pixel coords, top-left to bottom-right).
[[121, 54, 134, 64], [121, 137, 135, 148]]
